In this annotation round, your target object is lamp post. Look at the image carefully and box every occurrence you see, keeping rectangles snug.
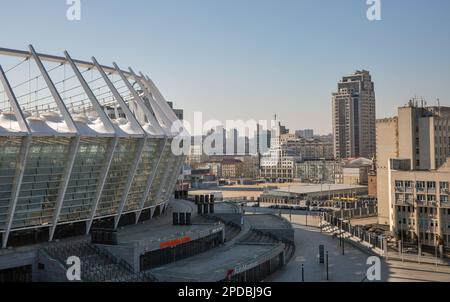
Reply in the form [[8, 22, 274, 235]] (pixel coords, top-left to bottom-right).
[[301, 264, 305, 282]]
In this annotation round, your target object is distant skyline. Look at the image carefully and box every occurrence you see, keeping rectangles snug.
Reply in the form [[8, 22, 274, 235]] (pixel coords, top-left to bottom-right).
[[1, 0, 449, 134]]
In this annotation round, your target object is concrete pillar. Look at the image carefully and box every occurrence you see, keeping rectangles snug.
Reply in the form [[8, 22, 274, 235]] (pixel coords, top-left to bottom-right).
[[280, 251, 286, 266], [414, 201, 420, 244], [437, 207, 443, 247]]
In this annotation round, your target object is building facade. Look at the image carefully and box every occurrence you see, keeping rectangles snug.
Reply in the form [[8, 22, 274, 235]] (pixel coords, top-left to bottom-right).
[[221, 159, 244, 179], [295, 129, 314, 139], [294, 160, 343, 184], [260, 127, 302, 181], [377, 102, 450, 248], [332, 70, 376, 159], [342, 158, 373, 185], [0, 46, 183, 248], [284, 138, 334, 160]]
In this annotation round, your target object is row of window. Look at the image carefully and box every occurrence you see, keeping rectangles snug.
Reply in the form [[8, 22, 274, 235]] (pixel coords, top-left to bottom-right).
[[395, 180, 449, 190]]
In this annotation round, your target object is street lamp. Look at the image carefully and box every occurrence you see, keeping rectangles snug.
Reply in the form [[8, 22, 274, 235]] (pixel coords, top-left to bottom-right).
[[301, 264, 305, 282]]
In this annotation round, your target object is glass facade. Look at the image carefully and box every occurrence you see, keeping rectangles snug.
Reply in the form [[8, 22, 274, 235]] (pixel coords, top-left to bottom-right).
[[12, 138, 71, 229], [95, 138, 139, 218], [145, 139, 173, 208], [124, 138, 162, 212], [0, 138, 22, 231], [58, 138, 110, 223]]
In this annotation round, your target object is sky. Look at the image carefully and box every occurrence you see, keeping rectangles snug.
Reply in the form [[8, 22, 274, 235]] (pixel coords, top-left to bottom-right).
[[0, 0, 449, 134]]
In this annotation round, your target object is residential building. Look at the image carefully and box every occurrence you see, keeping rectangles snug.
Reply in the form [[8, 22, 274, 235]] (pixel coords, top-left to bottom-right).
[[332, 70, 376, 159], [221, 159, 244, 179], [285, 138, 334, 160], [295, 129, 314, 139], [294, 160, 343, 184]]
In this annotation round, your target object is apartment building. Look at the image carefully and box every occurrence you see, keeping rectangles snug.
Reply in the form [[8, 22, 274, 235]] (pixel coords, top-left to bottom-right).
[[377, 102, 450, 248], [332, 70, 376, 159]]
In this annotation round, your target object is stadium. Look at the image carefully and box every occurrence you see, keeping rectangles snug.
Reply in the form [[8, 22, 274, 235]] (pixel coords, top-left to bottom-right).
[[0, 45, 183, 249], [0, 46, 294, 282]]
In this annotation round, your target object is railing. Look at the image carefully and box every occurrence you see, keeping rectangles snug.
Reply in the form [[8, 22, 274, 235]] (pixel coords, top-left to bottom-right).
[[44, 240, 158, 282], [322, 208, 450, 265]]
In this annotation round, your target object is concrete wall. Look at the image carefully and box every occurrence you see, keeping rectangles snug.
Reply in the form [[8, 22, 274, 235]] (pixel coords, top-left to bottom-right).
[[0, 248, 68, 282], [36, 250, 68, 282], [255, 228, 294, 243], [213, 213, 243, 226], [376, 117, 399, 226], [99, 244, 138, 273], [0, 249, 38, 281]]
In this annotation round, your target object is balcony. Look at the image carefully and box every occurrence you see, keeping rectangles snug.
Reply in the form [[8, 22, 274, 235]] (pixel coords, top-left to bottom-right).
[[417, 200, 440, 208], [395, 198, 414, 206], [416, 187, 425, 193], [395, 187, 405, 193], [440, 201, 450, 208]]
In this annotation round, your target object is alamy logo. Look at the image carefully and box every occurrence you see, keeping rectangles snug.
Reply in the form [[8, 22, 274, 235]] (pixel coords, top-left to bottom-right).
[[366, 0, 382, 21], [366, 256, 381, 281], [66, 256, 81, 281], [66, 0, 81, 21]]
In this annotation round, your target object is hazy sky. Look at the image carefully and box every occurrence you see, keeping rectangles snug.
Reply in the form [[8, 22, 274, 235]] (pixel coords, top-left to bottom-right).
[[1, 0, 449, 134]]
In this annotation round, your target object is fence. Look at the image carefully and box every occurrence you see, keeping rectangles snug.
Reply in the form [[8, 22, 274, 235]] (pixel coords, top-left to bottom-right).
[[322, 206, 385, 252], [322, 206, 450, 265]]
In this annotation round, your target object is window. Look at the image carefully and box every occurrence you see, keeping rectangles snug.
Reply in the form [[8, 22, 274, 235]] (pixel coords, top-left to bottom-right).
[[405, 181, 413, 188], [416, 181, 425, 191]]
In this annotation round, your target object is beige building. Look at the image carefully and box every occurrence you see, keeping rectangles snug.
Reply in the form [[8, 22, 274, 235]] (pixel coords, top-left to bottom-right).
[[377, 102, 450, 248], [342, 158, 372, 185], [221, 159, 244, 179], [332, 70, 376, 159], [285, 138, 334, 160]]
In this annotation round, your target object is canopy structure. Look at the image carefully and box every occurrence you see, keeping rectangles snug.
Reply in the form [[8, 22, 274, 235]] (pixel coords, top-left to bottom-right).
[[0, 45, 184, 248]]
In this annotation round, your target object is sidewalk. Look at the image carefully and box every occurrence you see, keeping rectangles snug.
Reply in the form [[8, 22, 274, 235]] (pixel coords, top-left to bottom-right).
[[321, 223, 450, 267], [267, 224, 376, 282]]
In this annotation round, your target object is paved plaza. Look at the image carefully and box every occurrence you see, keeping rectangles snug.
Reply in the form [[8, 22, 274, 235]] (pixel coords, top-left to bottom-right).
[[267, 223, 450, 282]]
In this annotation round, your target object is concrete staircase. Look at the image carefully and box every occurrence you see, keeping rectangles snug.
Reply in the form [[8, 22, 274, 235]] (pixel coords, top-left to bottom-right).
[[44, 240, 156, 282]]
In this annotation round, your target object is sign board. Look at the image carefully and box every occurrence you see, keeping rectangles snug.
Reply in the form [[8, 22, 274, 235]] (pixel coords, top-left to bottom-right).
[[160, 236, 192, 249]]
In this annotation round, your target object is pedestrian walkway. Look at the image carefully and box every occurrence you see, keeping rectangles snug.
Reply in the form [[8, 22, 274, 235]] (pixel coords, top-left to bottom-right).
[[268, 224, 450, 282], [267, 224, 378, 282]]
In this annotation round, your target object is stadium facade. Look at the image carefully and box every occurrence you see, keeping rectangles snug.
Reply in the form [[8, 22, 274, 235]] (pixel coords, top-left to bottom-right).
[[0, 45, 183, 249]]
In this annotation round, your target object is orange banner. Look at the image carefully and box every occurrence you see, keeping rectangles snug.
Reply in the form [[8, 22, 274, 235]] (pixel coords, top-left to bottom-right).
[[160, 236, 192, 249]]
